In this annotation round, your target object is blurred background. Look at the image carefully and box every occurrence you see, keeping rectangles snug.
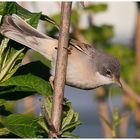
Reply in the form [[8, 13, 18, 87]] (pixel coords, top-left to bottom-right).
[[12, 1, 140, 138]]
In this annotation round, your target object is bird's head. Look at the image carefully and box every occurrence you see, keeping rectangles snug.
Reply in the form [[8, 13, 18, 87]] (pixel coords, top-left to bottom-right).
[[95, 53, 122, 88]]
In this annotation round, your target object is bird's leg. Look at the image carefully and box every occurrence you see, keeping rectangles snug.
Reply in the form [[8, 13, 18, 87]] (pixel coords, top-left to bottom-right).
[[55, 45, 72, 54], [49, 76, 55, 89], [63, 45, 73, 54]]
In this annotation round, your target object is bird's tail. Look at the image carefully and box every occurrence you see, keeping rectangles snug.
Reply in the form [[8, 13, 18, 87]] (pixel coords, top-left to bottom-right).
[[0, 14, 58, 60]]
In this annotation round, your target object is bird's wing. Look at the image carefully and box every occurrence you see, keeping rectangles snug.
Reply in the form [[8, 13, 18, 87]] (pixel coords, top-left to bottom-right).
[[70, 39, 96, 58], [0, 14, 50, 39], [0, 14, 95, 60]]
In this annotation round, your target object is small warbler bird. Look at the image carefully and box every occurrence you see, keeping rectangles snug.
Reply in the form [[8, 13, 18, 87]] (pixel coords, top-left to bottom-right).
[[0, 14, 121, 90]]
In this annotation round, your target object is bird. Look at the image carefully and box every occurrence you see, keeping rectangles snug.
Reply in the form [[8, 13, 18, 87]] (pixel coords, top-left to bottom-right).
[[0, 14, 121, 90]]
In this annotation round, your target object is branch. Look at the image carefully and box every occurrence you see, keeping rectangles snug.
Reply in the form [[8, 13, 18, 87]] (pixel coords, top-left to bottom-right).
[[49, 2, 72, 138], [121, 79, 140, 104]]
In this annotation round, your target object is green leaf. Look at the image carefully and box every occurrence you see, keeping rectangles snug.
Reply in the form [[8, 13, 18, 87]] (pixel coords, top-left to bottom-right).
[[30, 52, 51, 69], [0, 86, 36, 100], [50, 14, 60, 27], [0, 100, 15, 114], [71, 10, 79, 26], [15, 61, 50, 81], [44, 97, 52, 119], [38, 116, 49, 133], [61, 131, 80, 138], [0, 48, 25, 82], [40, 14, 59, 30], [0, 127, 10, 136], [81, 25, 113, 44], [0, 2, 7, 15], [49, 9, 79, 29], [62, 121, 81, 132], [26, 12, 42, 28], [0, 38, 25, 82], [2, 63, 21, 82], [0, 74, 52, 96], [84, 4, 107, 13], [2, 2, 17, 15], [112, 109, 128, 128], [0, 2, 58, 29], [61, 101, 81, 133], [113, 117, 122, 128], [62, 104, 74, 129], [3, 114, 38, 138], [73, 112, 79, 122], [0, 38, 9, 63], [0, 61, 51, 100]]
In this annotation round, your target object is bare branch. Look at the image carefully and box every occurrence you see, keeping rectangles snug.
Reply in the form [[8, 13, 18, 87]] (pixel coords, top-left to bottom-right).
[[121, 79, 140, 104], [49, 2, 72, 138]]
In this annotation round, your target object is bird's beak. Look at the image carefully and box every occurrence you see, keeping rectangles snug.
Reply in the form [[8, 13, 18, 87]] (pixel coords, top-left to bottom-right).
[[114, 78, 122, 88]]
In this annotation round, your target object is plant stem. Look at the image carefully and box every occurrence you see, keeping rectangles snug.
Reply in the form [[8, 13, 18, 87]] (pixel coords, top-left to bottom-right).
[[112, 127, 116, 138], [96, 87, 112, 138], [121, 79, 140, 104], [49, 2, 72, 138]]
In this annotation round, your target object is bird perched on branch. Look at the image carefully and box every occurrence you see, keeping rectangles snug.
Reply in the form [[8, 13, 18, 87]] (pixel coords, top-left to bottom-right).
[[0, 14, 121, 90]]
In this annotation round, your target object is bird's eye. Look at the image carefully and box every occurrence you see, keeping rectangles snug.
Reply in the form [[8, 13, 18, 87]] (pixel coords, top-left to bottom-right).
[[106, 70, 111, 77]]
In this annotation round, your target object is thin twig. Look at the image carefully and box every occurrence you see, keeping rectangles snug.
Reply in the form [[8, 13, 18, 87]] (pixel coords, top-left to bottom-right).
[[49, 2, 72, 138], [121, 79, 140, 104], [96, 87, 112, 138], [119, 94, 129, 138], [39, 99, 59, 138]]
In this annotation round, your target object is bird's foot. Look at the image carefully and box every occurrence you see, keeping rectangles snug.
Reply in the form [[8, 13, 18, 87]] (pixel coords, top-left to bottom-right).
[[63, 46, 73, 54], [55, 46, 72, 54]]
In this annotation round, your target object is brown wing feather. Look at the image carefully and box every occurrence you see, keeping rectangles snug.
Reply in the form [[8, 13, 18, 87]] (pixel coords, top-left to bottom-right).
[[70, 39, 96, 58]]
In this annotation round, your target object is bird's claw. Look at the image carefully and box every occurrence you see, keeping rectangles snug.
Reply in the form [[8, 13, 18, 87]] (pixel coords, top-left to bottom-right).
[[55, 46, 72, 54], [63, 46, 72, 54]]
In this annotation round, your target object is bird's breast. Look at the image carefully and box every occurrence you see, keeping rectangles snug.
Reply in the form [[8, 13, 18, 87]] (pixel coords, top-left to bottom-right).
[[51, 47, 97, 89], [51, 45, 111, 89]]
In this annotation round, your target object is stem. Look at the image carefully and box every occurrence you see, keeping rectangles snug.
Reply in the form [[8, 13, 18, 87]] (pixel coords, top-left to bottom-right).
[[135, 4, 140, 82], [96, 87, 112, 138], [49, 2, 72, 138], [112, 127, 116, 138], [121, 79, 140, 104], [133, 104, 140, 138], [119, 94, 129, 137]]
